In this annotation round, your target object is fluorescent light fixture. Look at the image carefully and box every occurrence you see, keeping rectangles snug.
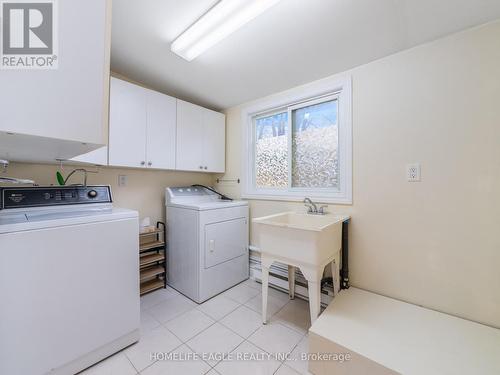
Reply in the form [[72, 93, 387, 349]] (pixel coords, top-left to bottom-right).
[[171, 0, 281, 61]]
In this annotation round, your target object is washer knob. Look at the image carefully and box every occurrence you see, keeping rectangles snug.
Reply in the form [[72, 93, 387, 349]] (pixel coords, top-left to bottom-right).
[[87, 190, 98, 199]]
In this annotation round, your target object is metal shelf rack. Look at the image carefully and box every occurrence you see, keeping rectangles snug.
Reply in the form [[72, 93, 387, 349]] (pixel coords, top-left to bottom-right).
[[139, 221, 166, 296]]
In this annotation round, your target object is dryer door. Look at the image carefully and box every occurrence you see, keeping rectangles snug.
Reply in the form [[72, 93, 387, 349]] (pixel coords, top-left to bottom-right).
[[204, 217, 247, 268]]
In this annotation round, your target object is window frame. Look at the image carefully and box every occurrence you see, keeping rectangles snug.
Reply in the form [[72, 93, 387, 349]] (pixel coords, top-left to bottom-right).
[[241, 75, 352, 204]]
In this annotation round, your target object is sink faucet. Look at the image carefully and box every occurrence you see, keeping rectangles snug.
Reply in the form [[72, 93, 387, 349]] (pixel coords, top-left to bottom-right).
[[304, 198, 328, 215], [304, 197, 317, 213]]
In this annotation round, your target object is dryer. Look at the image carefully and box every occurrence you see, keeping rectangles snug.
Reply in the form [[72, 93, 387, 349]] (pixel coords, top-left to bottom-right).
[[166, 186, 249, 303]]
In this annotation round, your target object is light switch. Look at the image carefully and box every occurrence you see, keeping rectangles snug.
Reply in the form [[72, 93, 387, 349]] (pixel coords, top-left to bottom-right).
[[209, 239, 215, 253]]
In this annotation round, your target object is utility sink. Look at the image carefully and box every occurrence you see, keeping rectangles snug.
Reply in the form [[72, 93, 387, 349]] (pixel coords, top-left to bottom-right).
[[253, 211, 350, 324], [253, 212, 347, 266]]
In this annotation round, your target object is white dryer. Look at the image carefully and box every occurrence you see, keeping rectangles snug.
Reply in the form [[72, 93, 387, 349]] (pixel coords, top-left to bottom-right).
[[166, 186, 249, 303]]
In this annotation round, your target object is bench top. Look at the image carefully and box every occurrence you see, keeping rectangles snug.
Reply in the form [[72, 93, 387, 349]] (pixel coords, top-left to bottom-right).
[[310, 288, 500, 375]]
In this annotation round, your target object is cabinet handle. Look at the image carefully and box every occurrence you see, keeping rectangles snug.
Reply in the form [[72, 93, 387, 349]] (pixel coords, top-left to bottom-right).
[[148, 161, 152, 166], [140, 161, 145, 166]]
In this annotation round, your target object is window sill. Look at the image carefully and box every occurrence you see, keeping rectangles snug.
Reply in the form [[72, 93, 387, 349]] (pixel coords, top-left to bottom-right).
[[241, 192, 352, 205]]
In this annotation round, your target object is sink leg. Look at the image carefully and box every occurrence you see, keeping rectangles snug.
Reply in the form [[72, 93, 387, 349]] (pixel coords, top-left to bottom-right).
[[301, 266, 323, 324], [288, 265, 296, 299], [307, 281, 321, 324], [261, 257, 273, 325]]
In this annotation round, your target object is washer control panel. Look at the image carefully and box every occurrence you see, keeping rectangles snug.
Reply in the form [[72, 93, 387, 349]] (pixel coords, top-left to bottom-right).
[[0, 186, 112, 210]]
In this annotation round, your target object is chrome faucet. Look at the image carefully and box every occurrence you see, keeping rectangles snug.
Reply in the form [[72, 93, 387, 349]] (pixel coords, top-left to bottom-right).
[[303, 197, 328, 215], [303, 197, 317, 213]]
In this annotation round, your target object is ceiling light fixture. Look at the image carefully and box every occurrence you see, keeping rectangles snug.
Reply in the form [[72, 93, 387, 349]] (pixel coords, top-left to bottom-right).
[[171, 0, 281, 61]]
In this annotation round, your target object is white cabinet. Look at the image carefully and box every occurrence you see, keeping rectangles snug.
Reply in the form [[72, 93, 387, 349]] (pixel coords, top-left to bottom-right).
[[176, 101, 204, 171], [108, 78, 176, 169], [146, 90, 176, 170], [0, 0, 111, 163], [70, 79, 223, 173], [203, 110, 226, 173], [176, 100, 225, 173], [108, 78, 147, 168]]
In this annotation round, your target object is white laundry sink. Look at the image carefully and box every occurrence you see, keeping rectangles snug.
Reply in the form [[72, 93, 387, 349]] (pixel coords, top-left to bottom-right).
[[253, 212, 346, 265], [253, 211, 349, 324]]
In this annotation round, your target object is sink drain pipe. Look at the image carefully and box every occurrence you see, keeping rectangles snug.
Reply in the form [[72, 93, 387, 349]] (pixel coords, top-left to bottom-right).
[[341, 219, 350, 289]]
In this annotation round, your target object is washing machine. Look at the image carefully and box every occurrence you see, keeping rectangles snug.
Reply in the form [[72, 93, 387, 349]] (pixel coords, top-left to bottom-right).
[[166, 186, 249, 303], [0, 185, 140, 375]]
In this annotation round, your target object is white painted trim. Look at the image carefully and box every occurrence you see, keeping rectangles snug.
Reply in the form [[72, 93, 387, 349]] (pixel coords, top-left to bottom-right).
[[241, 74, 353, 204]]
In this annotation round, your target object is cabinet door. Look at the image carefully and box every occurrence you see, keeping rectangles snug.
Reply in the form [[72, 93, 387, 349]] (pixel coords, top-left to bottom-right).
[[146, 90, 176, 170], [203, 110, 226, 173], [0, 0, 111, 162], [108, 78, 147, 168], [176, 100, 204, 171]]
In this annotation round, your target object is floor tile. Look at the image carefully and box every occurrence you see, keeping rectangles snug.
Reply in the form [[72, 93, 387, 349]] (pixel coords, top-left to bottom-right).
[[267, 287, 293, 302], [140, 345, 211, 375], [220, 305, 263, 338], [215, 341, 281, 375], [244, 293, 289, 319], [275, 364, 302, 375], [273, 298, 311, 334], [186, 323, 244, 366], [148, 294, 197, 323], [223, 283, 260, 304], [140, 310, 161, 334], [165, 308, 215, 342], [140, 287, 179, 310], [79, 352, 136, 375], [242, 278, 262, 290], [248, 322, 303, 355], [125, 326, 182, 372], [284, 335, 309, 374], [196, 294, 240, 320]]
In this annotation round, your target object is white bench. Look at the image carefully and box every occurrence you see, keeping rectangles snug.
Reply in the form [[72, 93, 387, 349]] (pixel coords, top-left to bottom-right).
[[308, 288, 500, 375]]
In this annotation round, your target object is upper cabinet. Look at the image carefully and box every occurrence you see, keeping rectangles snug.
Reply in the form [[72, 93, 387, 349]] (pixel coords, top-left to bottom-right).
[[0, 0, 111, 163], [146, 89, 177, 170], [176, 101, 204, 171], [108, 78, 147, 168], [72, 78, 224, 174], [176, 100, 225, 173], [108, 77, 176, 169], [202, 109, 226, 173]]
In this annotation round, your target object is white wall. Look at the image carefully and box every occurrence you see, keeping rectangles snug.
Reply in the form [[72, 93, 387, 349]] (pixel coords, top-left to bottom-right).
[[216, 21, 500, 328], [3, 162, 214, 224]]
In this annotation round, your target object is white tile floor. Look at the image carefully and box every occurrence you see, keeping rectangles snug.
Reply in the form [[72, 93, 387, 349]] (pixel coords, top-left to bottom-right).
[[79, 279, 312, 375]]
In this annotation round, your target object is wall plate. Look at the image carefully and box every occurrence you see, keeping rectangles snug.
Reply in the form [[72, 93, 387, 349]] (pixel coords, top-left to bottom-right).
[[407, 163, 421, 182]]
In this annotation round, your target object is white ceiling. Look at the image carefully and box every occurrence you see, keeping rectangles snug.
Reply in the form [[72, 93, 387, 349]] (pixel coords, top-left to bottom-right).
[[111, 0, 500, 110]]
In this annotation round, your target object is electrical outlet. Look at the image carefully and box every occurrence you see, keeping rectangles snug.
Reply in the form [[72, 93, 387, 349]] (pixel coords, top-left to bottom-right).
[[407, 164, 421, 182], [118, 175, 128, 187]]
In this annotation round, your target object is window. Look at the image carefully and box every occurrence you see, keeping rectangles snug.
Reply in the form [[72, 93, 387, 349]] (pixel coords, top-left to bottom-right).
[[255, 111, 288, 188], [242, 76, 352, 203]]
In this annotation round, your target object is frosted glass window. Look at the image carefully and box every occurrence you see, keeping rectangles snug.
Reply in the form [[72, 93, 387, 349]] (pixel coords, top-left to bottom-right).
[[255, 112, 288, 188], [291, 99, 338, 188], [244, 76, 352, 203]]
